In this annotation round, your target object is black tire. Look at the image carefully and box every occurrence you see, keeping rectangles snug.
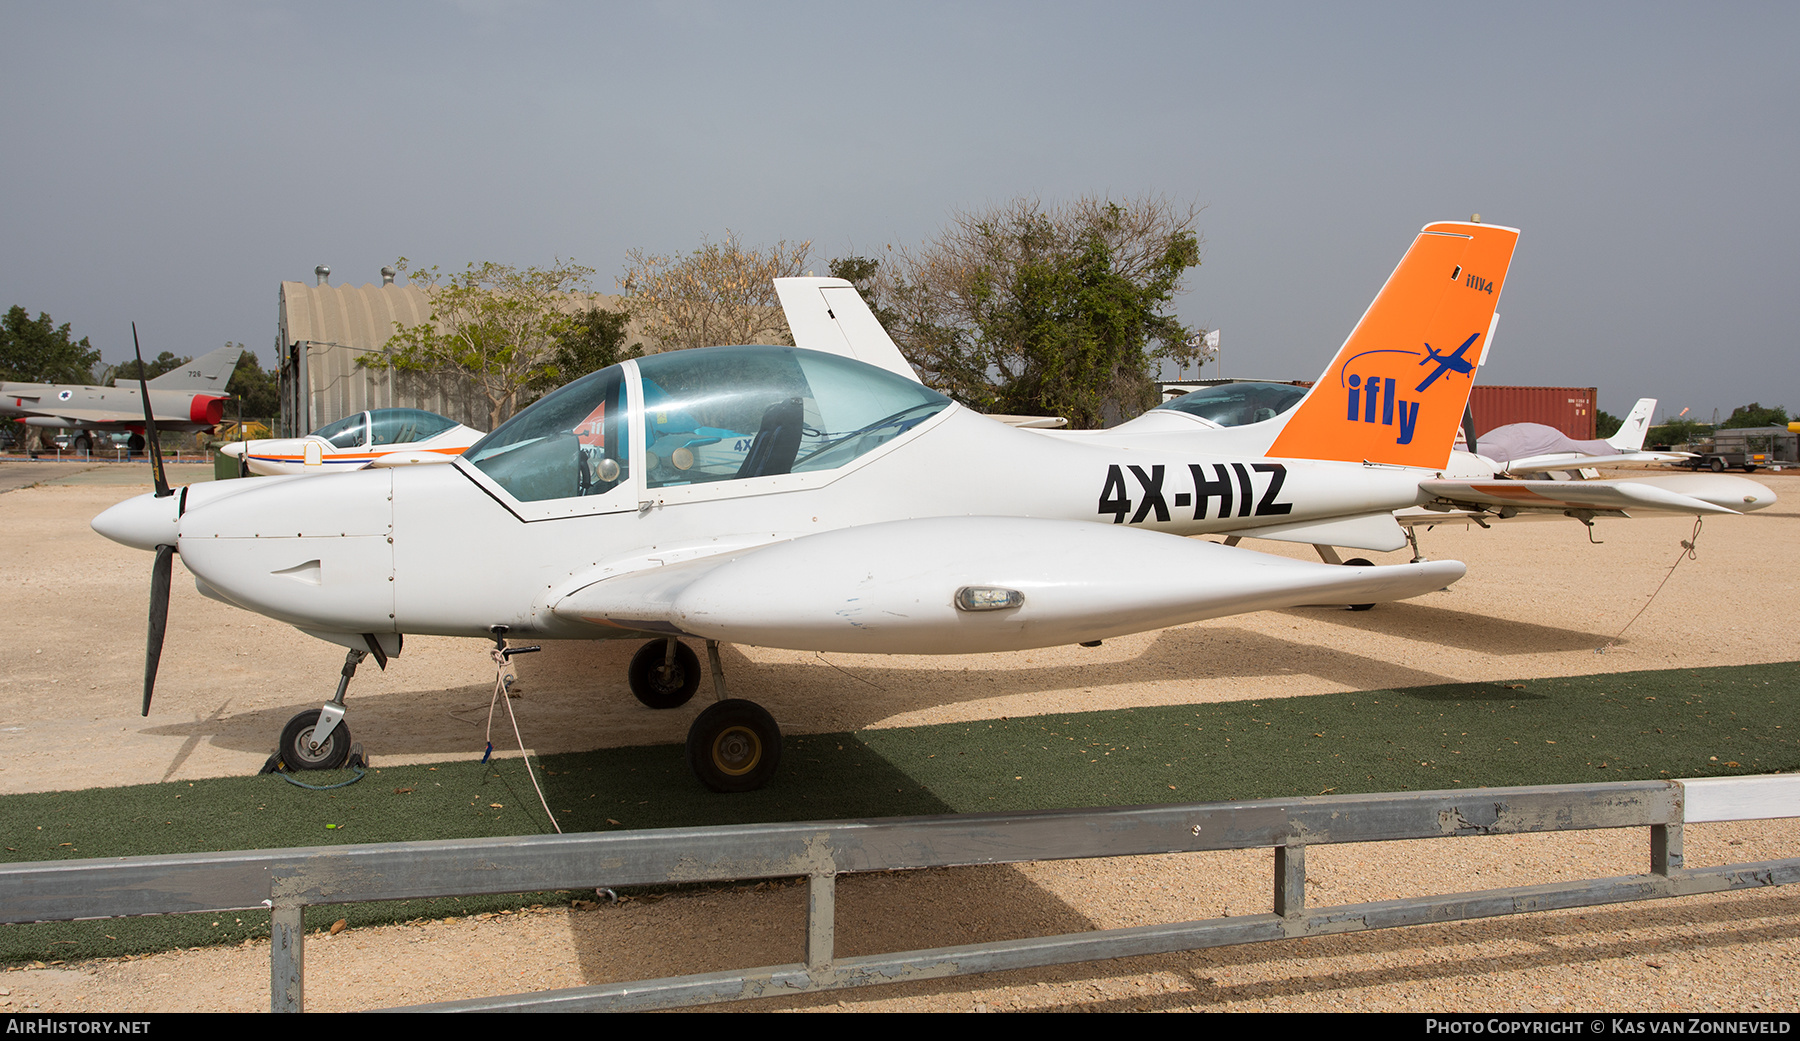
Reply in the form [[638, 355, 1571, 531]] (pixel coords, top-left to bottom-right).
[[686, 699, 781, 793], [628, 640, 700, 709], [1344, 557, 1376, 611], [1744, 464, 1758, 473], [127, 433, 145, 454], [1708, 457, 1726, 472], [279, 709, 351, 771], [72, 433, 92, 454]]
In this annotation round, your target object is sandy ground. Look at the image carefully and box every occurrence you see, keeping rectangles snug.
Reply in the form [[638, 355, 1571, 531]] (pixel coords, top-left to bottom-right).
[[0, 460, 1795, 1012]]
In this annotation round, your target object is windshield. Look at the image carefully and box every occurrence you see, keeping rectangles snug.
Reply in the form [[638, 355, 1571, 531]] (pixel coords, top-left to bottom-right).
[[1156, 382, 1308, 426], [369, 408, 459, 445], [635, 345, 948, 489], [463, 346, 949, 503], [464, 365, 632, 502], [313, 412, 368, 448]]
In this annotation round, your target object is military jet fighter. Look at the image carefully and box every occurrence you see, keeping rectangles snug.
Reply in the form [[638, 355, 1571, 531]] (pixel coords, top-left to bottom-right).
[[217, 408, 483, 476], [92, 221, 1775, 792], [1, 343, 242, 453]]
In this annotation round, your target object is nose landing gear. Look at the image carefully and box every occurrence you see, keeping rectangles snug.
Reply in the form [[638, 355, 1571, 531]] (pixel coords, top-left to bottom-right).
[[265, 644, 380, 773]]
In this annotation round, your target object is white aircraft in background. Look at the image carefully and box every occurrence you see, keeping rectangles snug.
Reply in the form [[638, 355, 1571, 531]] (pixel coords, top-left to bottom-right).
[[1, 343, 242, 454], [93, 221, 1775, 792], [218, 408, 483, 476], [1459, 397, 1688, 475]]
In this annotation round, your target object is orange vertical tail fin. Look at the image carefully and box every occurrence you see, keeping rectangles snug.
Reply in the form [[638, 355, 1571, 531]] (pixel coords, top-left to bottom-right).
[[1267, 221, 1520, 469]]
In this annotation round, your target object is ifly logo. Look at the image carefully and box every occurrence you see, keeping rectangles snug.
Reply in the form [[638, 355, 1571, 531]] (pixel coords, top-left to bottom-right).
[[1336, 332, 1481, 446], [1344, 374, 1422, 445]]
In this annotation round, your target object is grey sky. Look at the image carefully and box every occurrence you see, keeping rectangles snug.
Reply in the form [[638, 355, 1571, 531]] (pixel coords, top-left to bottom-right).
[[3, 1, 1794, 423]]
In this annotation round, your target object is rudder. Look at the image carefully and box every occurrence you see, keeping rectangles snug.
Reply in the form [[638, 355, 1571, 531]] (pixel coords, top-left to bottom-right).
[[1267, 221, 1519, 469]]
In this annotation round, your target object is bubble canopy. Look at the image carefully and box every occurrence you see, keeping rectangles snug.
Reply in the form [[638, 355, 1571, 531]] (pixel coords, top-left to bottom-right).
[[1155, 382, 1308, 427], [462, 345, 950, 505]]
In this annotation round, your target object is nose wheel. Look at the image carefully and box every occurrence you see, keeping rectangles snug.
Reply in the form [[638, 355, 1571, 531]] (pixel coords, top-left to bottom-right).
[[279, 708, 353, 771]]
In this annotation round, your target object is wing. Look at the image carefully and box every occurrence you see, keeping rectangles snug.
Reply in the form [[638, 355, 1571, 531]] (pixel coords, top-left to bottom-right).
[[551, 517, 1464, 654], [9, 407, 137, 427]]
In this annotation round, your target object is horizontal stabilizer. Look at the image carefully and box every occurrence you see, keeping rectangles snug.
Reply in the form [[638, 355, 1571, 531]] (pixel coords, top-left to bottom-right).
[[553, 517, 1464, 654], [1417, 476, 1768, 517]]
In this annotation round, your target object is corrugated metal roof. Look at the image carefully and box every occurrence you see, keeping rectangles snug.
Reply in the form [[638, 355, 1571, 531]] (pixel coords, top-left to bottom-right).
[[279, 282, 633, 352], [276, 281, 639, 434]]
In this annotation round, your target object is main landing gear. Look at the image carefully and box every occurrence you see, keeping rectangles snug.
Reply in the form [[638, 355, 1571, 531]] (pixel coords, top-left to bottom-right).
[[630, 637, 782, 793], [266, 644, 381, 773], [1310, 543, 1377, 611]]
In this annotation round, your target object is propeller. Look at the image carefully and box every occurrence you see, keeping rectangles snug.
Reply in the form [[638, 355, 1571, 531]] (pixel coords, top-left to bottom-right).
[[133, 323, 177, 716]]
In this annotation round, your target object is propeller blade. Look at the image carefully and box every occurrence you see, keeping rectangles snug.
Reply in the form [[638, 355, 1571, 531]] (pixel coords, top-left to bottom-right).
[[131, 323, 172, 500], [144, 544, 173, 716]]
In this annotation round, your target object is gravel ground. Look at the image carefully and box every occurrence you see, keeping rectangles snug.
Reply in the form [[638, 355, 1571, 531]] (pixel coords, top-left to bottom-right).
[[0, 462, 1795, 1013]]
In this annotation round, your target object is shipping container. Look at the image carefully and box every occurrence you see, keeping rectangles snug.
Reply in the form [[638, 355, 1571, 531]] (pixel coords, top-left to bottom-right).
[[1273, 381, 1600, 440], [1469, 386, 1597, 440]]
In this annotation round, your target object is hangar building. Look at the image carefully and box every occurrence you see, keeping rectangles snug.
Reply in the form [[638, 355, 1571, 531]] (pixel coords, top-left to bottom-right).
[[276, 265, 635, 437]]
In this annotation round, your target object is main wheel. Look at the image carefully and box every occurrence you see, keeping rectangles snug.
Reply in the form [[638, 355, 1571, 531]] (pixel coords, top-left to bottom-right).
[[686, 699, 781, 793], [1344, 557, 1377, 611], [1708, 458, 1726, 472], [628, 640, 700, 709], [279, 709, 351, 771], [72, 433, 91, 454], [127, 432, 145, 454]]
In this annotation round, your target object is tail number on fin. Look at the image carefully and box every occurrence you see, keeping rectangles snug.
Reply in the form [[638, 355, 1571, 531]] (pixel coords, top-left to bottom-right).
[[1099, 463, 1292, 524]]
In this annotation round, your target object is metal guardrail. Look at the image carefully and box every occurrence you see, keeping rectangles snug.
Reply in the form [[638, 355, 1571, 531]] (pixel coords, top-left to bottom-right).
[[1, 776, 1795, 1012]]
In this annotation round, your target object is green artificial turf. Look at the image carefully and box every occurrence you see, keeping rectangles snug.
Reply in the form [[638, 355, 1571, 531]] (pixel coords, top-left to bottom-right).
[[2, 661, 1794, 964]]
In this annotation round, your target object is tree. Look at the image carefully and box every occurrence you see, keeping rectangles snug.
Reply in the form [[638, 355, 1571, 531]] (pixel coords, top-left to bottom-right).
[[620, 232, 810, 352], [363, 258, 596, 429], [1647, 418, 1711, 448], [1720, 402, 1790, 429], [528, 306, 642, 396], [870, 195, 1203, 428], [0, 306, 100, 384], [1595, 409, 1622, 439], [225, 346, 280, 421], [110, 350, 191, 384]]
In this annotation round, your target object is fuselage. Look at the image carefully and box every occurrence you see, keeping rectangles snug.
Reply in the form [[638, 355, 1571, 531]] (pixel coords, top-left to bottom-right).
[[101, 399, 1435, 643], [1, 381, 226, 432]]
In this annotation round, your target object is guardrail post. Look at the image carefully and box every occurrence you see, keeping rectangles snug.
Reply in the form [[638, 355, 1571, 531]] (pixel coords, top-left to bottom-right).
[[1274, 842, 1305, 918], [1651, 823, 1684, 875], [806, 870, 836, 972], [271, 903, 304, 1013]]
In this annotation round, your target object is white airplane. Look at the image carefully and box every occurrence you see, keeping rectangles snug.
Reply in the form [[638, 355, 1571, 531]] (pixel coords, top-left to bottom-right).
[[1458, 397, 1687, 476], [217, 408, 483, 476], [92, 221, 1776, 792]]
